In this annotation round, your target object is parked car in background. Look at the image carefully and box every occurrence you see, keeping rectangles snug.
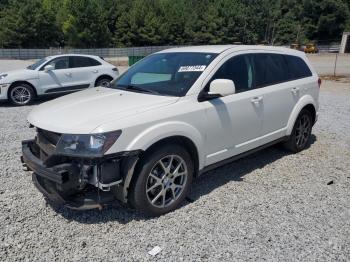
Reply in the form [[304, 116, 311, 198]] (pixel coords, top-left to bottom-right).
[[21, 45, 320, 216], [304, 43, 319, 53], [0, 54, 118, 106]]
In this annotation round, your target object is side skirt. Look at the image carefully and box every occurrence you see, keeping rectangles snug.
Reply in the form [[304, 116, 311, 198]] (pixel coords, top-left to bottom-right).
[[44, 84, 90, 94], [198, 136, 288, 175]]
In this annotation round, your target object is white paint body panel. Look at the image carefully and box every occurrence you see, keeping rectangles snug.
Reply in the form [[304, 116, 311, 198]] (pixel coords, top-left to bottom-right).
[[0, 54, 118, 100], [26, 46, 320, 171]]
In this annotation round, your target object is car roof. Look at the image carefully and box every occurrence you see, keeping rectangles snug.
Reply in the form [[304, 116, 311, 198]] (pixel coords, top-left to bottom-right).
[[158, 45, 304, 56], [46, 54, 101, 60], [158, 45, 237, 54]]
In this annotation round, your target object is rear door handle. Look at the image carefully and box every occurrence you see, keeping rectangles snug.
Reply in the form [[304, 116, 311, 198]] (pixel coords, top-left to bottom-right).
[[65, 72, 72, 77], [251, 96, 263, 104], [291, 87, 300, 94], [92, 70, 98, 73]]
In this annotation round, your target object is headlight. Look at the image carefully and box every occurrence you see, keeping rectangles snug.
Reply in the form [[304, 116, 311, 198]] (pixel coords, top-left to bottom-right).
[[56, 130, 122, 157], [0, 74, 8, 80]]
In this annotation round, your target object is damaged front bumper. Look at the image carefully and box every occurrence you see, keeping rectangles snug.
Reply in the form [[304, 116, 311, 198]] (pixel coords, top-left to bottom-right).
[[21, 139, 140, 210]]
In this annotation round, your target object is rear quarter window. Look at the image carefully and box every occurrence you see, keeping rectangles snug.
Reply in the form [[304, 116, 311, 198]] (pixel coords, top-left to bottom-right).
[[70, 56, 101, 68], [284, 55, 312, 80]]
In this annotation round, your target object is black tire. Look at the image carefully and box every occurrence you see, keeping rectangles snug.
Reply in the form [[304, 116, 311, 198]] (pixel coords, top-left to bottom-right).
[[8, 83, 35, 106], [95, 77, 112, 87], [284, 109, 313, 153], [129, 144, 194, 216]]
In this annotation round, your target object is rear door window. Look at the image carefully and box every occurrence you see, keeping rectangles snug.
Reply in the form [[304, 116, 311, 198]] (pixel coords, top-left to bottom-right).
[[70, 56, 101, 68], [207, 52, 312, 93], [284, 55, 312, 80], [252, 53, 289, 88]]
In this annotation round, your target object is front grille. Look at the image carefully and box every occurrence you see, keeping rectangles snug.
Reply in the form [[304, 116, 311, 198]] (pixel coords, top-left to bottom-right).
[[35, 129, 62, 161]]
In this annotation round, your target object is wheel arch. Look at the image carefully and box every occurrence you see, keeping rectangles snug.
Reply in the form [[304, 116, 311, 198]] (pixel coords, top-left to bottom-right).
[[303, 104, 316, 124], [121, 121, 205, 170], [8, 81, 37, 97], [286, 96, 317, 135], [139, 135, 200, 178], [113, 122, 204, 203], [94, 74, 113, 86]]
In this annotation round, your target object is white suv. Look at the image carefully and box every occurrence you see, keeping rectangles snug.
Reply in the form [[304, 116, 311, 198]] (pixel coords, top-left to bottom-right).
[[21, 45, 320, 216], [0, 54, 118, 106]]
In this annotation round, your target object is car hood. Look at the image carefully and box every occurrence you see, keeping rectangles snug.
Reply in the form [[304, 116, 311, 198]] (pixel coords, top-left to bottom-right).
[[28, 87, 180, 134], [0, 69, 38, 82]]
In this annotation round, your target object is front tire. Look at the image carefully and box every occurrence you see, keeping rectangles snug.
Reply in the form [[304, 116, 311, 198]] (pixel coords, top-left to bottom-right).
[[95, 77, 112, 87], [284, 109, 313, 153], [8, 83, 35, 106], [129, 144, 194, 216]]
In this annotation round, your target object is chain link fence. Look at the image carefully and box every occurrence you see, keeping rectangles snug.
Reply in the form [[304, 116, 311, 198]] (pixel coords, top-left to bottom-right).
[[1, 44, 348, 76], [0, 46, 177, 60], [0, 43, 341, 60]]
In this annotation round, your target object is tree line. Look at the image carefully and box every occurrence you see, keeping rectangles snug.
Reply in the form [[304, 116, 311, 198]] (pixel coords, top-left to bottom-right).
[[0, 0, 349, 48]]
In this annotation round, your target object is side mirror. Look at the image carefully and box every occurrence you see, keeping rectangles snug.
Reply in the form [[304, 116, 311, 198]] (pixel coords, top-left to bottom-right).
[[44, 64, 54, 72], [209, 79, 235, 97]]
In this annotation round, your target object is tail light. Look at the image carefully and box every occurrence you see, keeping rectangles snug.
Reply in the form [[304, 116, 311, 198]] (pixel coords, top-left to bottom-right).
[[318, 78, 321, 88]]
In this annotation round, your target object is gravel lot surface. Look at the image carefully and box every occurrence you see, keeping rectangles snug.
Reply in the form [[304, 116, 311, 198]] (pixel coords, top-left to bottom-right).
[[0, 60, 32, 71], [0, 62, 349, 260]]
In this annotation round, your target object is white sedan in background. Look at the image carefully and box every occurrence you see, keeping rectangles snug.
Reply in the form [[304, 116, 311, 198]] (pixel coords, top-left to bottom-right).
[[0, 54, 119, 106]]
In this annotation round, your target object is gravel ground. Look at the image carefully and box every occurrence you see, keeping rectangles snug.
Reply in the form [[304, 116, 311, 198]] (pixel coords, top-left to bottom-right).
[[0, 60, 32, 71], [0, 79, 349, 261]]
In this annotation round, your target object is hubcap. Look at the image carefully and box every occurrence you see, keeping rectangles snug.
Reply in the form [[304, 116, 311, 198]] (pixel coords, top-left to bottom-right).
[[295, 114, 311, 148], [146, 155, 188, 208], [10, 86, 31, 105], [99, 80, 110, 87]]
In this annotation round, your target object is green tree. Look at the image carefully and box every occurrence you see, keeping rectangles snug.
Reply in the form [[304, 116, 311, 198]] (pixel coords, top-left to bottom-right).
[[303, 0, 349, 41], [61, 0, 111, 47], [0, 0, 61, 47], [1, 0, 350, 48]]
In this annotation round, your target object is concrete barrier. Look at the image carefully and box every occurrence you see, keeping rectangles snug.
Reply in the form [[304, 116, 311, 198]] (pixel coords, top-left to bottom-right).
[[307, 54, 350, 77]]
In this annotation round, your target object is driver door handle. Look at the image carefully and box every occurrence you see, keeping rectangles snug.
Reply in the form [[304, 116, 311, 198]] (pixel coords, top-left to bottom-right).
[[65, 72, 72, 77], [92, 70, 98, 73]]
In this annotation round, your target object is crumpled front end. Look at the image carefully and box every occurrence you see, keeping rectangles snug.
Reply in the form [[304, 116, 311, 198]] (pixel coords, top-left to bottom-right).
[[21, 128, 140, 210]]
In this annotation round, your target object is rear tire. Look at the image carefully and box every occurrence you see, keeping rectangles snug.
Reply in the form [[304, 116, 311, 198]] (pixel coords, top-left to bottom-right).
[[8, 83, 35, 106], [284, 109, 313, 153], [129, 144, 194, 216]]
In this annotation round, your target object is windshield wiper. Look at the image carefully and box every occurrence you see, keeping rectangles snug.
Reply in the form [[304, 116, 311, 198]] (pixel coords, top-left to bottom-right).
[[117, 84, 160, 95]]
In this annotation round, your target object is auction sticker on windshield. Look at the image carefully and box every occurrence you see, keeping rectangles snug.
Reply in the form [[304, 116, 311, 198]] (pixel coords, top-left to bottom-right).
[[178, 65, 206, 72]]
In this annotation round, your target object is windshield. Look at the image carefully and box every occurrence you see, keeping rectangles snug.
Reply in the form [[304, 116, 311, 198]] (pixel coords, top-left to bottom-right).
[[27, 58, 47, 70], [110, 52, 217, 96]]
